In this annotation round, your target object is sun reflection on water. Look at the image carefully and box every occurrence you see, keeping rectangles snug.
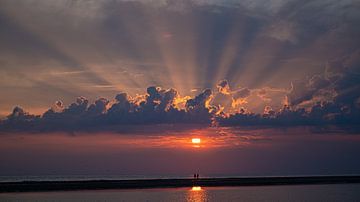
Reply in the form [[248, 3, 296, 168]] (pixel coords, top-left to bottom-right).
[[191, 186, 202, 191], [187, 186, 207, 202]]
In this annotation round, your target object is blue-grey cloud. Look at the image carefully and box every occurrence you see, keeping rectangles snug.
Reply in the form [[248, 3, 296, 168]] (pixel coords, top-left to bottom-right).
[[1, 50, 360, 133], [1, 0, 359, 113], [0, 0, 359, 132]]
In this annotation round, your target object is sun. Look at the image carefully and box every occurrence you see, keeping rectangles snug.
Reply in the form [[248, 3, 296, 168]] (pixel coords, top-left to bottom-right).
[[192, 138, 201, 144]]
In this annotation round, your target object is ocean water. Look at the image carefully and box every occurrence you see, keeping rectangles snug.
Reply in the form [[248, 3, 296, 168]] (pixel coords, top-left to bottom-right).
[[1, 184, 360, 202]]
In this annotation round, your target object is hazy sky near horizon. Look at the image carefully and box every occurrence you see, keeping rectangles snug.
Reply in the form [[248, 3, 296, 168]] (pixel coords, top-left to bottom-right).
[[1, 0, 360, 115], [1, 127, 360, 177]]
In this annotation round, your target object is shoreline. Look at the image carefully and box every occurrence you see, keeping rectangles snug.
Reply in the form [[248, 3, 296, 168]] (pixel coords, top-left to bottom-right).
[[1, 176, 360, 193]]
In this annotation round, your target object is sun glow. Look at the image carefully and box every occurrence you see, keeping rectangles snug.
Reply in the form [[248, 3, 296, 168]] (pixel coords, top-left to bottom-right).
[[188, 186, 207, 201], [191, 186, 202, 191], [191, 138, 201, 144]]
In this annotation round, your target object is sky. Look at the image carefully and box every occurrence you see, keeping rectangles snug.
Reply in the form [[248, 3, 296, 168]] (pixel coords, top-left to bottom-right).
[[0, 0, 359, 115], [1, 127, 360, 177], [0, 0, 360, 177]]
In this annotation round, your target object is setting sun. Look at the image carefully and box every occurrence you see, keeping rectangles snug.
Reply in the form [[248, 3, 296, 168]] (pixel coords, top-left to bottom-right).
[[191, 138, 201, 144]]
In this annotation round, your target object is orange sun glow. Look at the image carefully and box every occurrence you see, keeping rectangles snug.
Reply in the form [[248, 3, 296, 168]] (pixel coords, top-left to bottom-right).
[[191, 186, 202, 191], [191, 138, 201, 144]]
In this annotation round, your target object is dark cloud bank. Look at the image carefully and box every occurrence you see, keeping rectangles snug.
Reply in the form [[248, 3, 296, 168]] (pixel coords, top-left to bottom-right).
[[1, 51, 359, 133]]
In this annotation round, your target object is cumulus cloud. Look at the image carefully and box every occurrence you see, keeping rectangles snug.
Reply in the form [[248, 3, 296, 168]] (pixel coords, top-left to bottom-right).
[[1, 52, 360, 132], [218, 51, 360, 129], [0, 0, 359, 132], [108, 92, 133, 114], [232, 88, 251, 106], [212, 80, 252, 113], [186, 89, 213, 112], [288, 51, 360, 109], [0, 60, 359, 133], [0, 0, 359, 115], [217, 80, 231, 95], [87, 98, 110, 115]]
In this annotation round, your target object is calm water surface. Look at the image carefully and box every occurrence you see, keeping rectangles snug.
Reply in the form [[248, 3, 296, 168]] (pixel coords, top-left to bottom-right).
[[1, 184, 360, 202]]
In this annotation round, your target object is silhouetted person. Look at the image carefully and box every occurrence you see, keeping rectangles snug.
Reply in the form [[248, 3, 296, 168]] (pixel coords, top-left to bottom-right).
[[194, 174, 196, 179], [196, 174, 199, 179]]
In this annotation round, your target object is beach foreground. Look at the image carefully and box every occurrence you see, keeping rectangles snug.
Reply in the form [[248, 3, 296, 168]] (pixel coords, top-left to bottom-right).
[[1, 176, 360, 193]]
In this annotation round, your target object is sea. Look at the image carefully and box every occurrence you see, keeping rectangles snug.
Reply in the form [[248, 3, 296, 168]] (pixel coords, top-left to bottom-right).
[[1, 184, 360, 201]]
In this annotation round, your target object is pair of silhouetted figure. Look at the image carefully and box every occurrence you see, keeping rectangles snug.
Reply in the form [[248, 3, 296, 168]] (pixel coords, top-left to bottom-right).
[[193, 173, 199, 179]]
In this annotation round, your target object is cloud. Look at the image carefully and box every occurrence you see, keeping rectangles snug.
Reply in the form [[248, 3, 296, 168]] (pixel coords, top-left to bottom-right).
[[1, 60, 359, 133], [217, 80, 231, 95], [264, 20, 299, 44], [87, 98, 110, 115], [0, 0, 359, 113], [212, 80, 252, 113], [0, 1, 359, 132], [186, 88, 213, 113], [288, 51, 360, 109], [219, 51, 360, 129], [233, 88, 251, 99]]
